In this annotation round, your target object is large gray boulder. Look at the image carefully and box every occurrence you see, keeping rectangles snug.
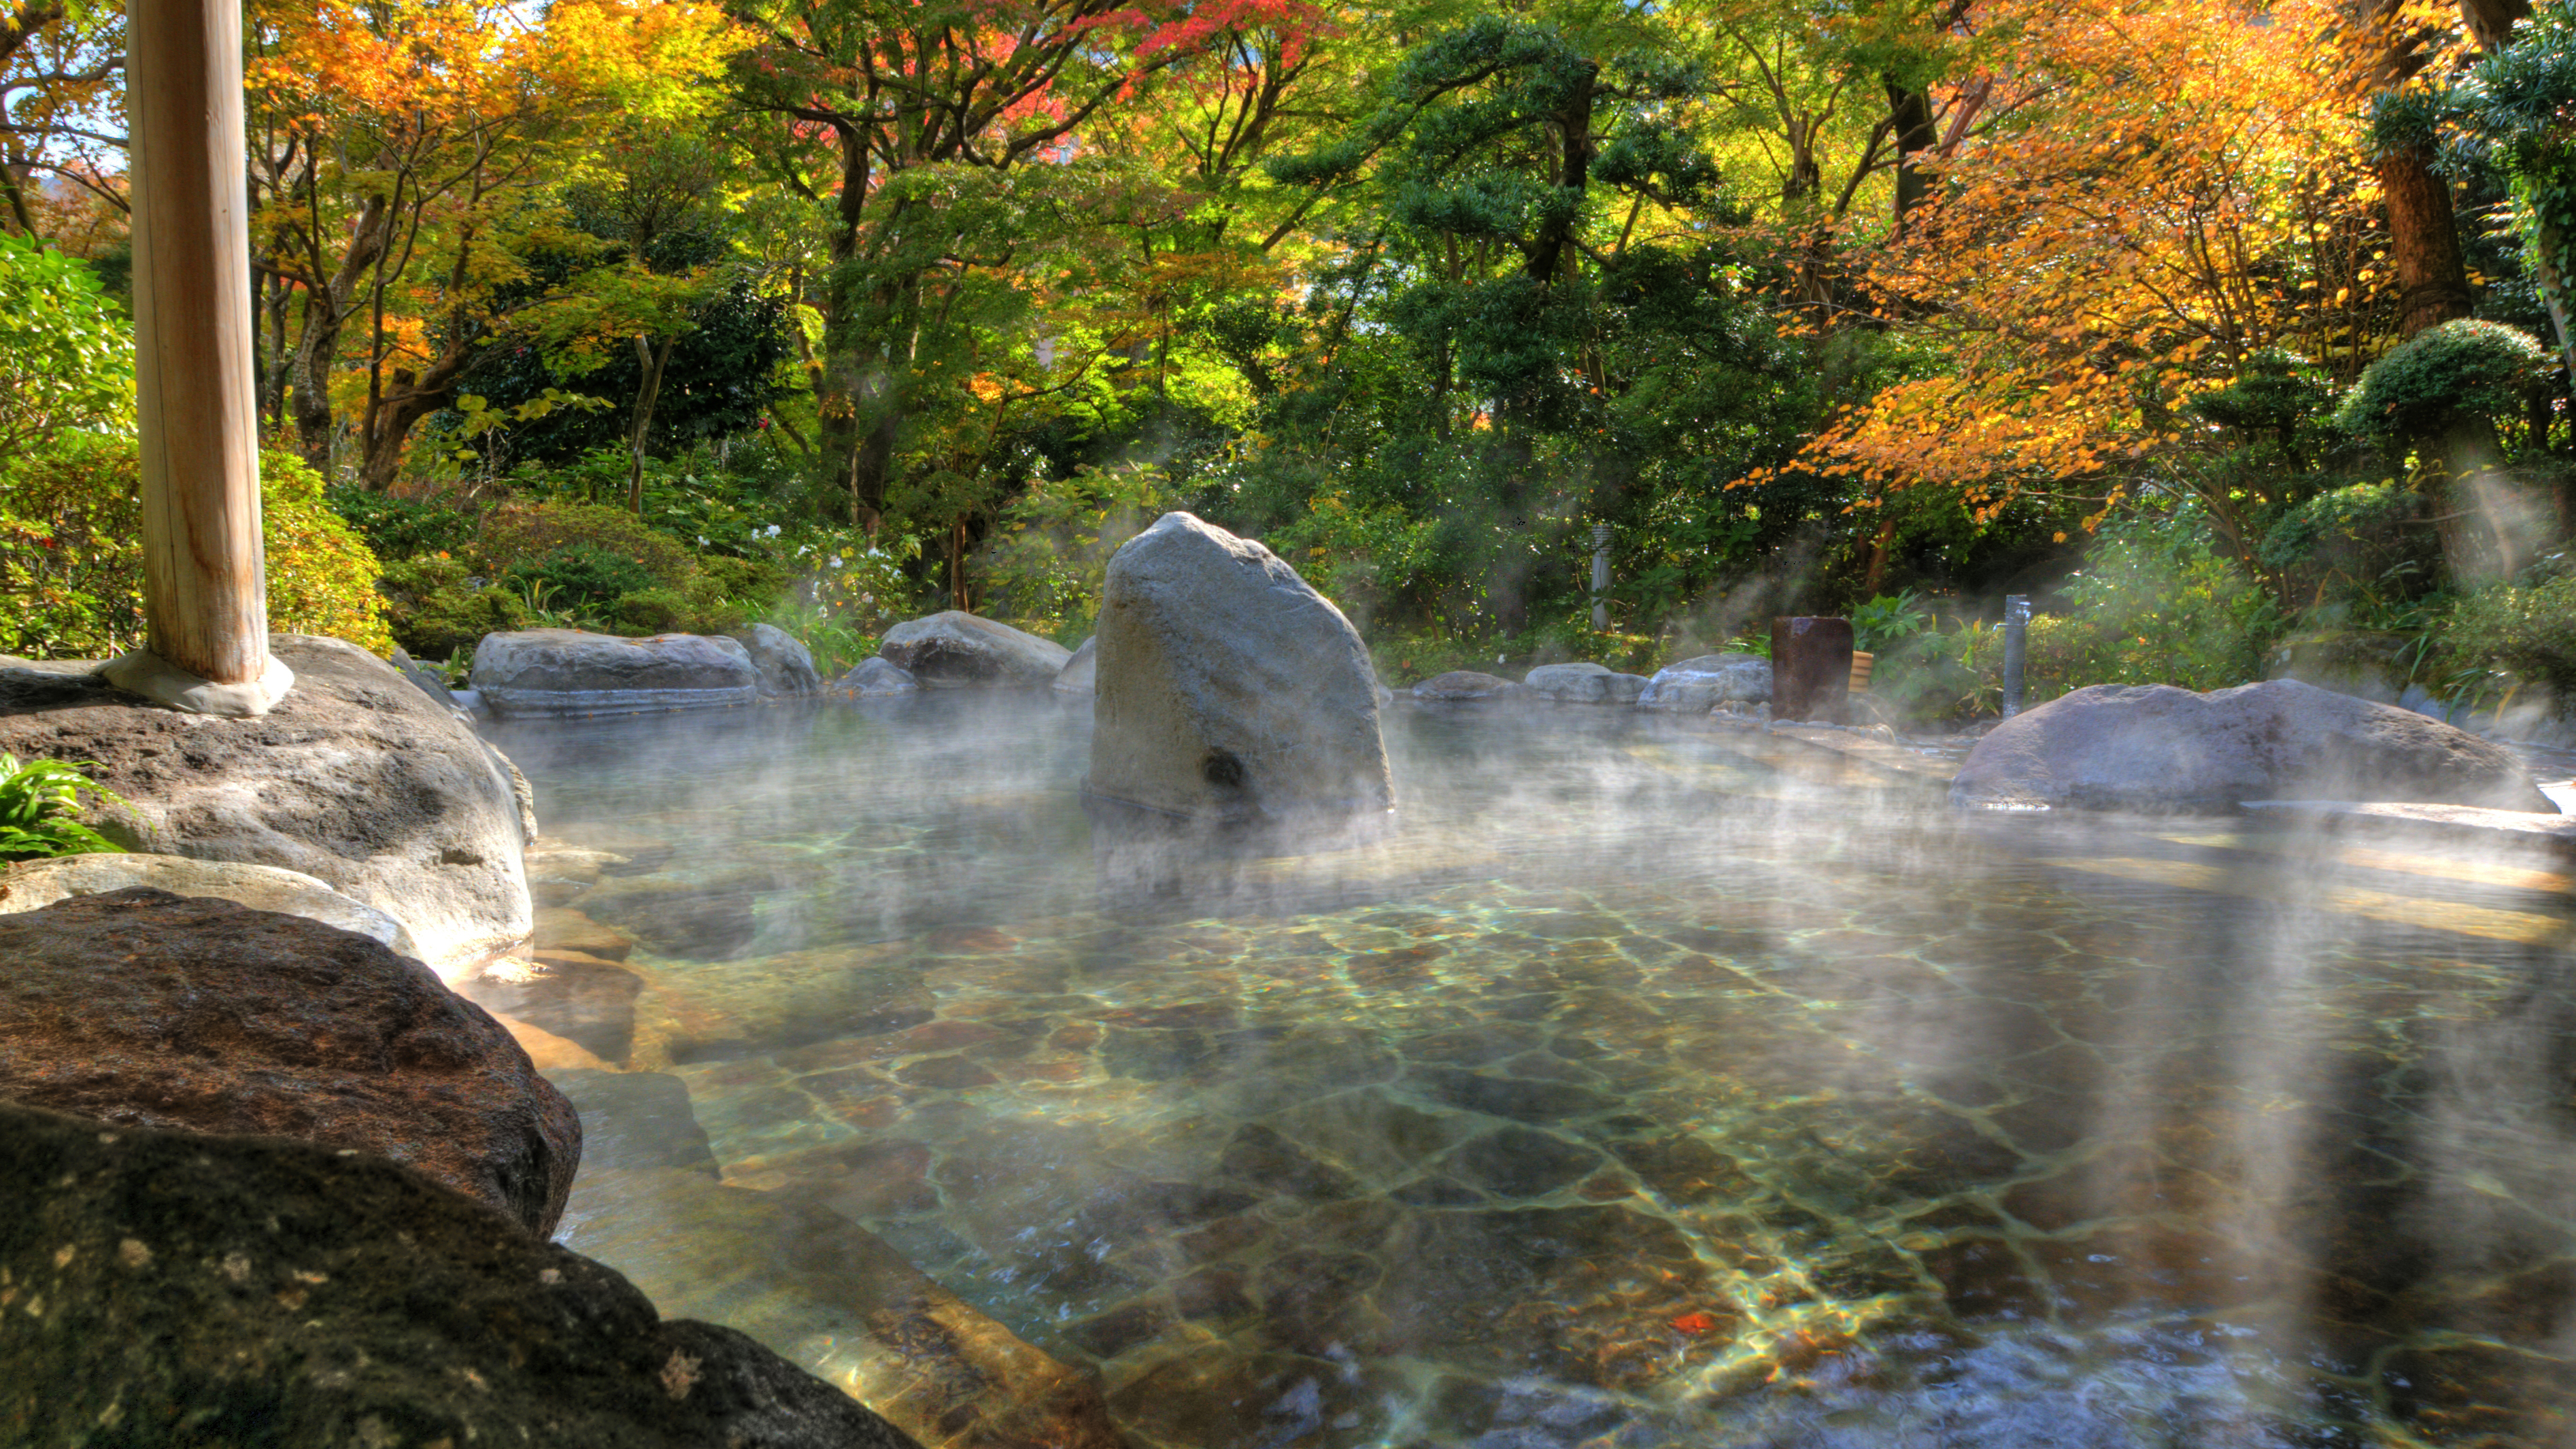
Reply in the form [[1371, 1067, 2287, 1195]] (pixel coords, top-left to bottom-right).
[[1952, 679, 2558, 813], [471, 630, 762, 717], [877, 611, 1070, 688], [0, 853, 418, 959], [731, 623, 822, 698], [0, 1097, 919, 1448], [1524, 662, 1649, 705], [1085, 512, 1391, 825], [0, 889, 579, 1236], [0, 634, 532, 979], [1637, 653, 1771, 712]]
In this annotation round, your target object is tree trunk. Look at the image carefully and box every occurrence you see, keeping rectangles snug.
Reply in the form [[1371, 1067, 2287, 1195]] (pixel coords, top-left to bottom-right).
[[1883, 79, 1937, 237], [2379, 142, 2474, 337], [626, 332, 676, 514], [288, 192, 388, 470], [2526, 211, 2576, 384], [355, 352, 471, 492]]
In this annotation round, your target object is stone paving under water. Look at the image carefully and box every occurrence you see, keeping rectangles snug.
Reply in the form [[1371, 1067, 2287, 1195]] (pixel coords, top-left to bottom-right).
[[494, 697, 2576, 1449]]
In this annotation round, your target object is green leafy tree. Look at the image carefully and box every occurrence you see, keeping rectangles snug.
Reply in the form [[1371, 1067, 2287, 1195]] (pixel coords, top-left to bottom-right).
[[0, 229, 131, 449]]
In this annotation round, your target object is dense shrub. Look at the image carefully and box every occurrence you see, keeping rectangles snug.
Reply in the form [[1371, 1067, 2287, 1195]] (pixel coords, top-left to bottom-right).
[[326, 485, 480, 559], [500, 542, 660, 613], [476, 500, 699, 590], [2441, 570, 2576, 699], [378, 555, 528, 663], [2256, 481, 2435, 605], [0, 233, 133, 452], [1, 436, 394, 659], [2334, 319, 2552, 444]]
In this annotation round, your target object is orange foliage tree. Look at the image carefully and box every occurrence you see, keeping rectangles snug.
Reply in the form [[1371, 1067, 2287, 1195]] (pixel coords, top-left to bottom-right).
[[1780, 0, 2396, 583], [246, 0, 736, 487]]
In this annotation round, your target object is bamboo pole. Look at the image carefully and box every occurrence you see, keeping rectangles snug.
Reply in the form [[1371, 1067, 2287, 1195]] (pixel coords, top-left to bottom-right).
[[100, 0, 291, 715]]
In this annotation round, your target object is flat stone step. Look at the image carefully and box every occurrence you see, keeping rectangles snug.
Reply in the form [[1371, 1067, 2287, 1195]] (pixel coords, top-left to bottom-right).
[[2239, 800, 2576, 859]]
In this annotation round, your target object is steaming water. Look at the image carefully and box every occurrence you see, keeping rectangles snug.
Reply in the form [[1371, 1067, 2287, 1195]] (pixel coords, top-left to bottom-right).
[[493, 697, 2576, 1449]]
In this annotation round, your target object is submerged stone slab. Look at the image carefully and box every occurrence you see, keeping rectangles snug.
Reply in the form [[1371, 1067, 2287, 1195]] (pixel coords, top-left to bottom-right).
[[1085, 512, 1391, 826], [0, 852, 419, 959], [0, 889, 580, 1237], [877, 611, 1070, 689], [558, 1163, 1125, 1449], [471, 629, 762, 717], [0, 632, 532, 978], [1637, 653, 1769, 712], [0, 1099, 917, 1448], [1953, 679, 2557, 813], [2241, 799, 2576, 854]]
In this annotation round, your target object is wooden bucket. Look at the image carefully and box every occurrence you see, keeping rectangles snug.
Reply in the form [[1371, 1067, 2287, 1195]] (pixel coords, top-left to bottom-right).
[[1849, 650, 1875, 693]]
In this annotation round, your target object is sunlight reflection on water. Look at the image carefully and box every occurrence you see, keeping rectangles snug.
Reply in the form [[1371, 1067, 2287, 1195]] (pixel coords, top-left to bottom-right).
[[494, 694, 2576, 1449]]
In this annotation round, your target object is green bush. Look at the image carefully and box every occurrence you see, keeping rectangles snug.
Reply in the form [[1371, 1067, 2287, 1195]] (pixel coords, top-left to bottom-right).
[[327, 485, 480, 560], [0, 436, 394, 659], [2255, 481, 2433, 604], [0, 233, 134, 453], [0, 753, 126, 861], [2440, 572, 2576, 699], [2334, 319, 2552, 445], [978, 464, 1175, 639], [501, 542, 660, 613], [379, 554, 528, 663], [476, 500, 699, 590]]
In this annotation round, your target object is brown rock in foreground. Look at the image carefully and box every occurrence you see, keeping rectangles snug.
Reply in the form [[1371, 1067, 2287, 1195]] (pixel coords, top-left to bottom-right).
[[1952, 679, 2557, 813], [0, 889, 580, 1236], [0, 1099, 918, 1449]]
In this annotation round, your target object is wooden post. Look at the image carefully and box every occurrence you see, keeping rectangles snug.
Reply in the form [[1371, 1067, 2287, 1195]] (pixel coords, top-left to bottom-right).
[[99, 0, 291, 715]]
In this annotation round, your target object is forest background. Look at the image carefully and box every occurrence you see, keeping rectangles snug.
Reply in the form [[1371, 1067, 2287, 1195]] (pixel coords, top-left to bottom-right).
[[4, 0, 2575, 728]]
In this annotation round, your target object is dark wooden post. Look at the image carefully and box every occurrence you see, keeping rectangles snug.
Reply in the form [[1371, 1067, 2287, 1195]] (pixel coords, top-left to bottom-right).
[[99, 0, 292, 715]]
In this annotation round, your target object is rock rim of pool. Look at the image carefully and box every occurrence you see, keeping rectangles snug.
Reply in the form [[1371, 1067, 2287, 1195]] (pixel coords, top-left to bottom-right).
[[0, 633, 535, 978], [878, 611, 1072, 689], [1952, 678, 2559, 814], [471, 629, 764, 717], [1084, 511, 1393, 828]]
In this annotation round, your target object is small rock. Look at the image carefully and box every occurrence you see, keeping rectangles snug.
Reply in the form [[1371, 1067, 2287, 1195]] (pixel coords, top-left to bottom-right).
[[1951, 678, 2557, 813], [730, 623, 822, 698], [1524, 662, 1650, 705], [878, 612, 1071, 689], [1638, 653, 1770, 711], [1414, 670, 1525, 702], [1053, 636, 1097, 696], [0, 853, 419, 960], [835, 656, 920, 696]]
